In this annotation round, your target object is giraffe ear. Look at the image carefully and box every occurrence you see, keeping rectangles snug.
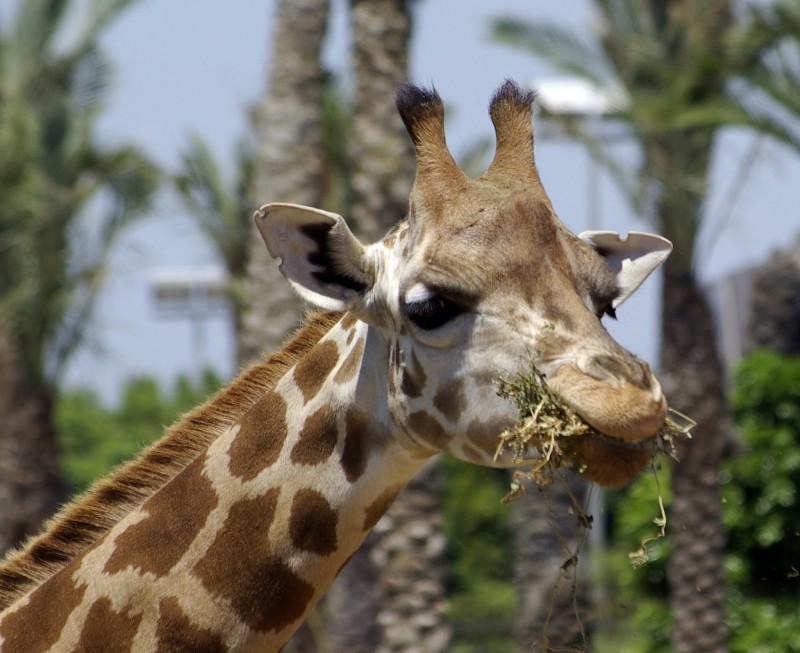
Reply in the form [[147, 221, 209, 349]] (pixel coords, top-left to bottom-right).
[[579, 230, 672, 308], [254, 203, 374, 311]]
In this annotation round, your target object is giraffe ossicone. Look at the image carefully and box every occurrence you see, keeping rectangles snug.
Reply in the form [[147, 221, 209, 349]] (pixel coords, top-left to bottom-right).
[[0, 80, 672, 652]]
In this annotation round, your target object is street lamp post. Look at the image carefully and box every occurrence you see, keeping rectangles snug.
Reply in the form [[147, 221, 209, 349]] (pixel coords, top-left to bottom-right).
[[148, 266, 230, 380]]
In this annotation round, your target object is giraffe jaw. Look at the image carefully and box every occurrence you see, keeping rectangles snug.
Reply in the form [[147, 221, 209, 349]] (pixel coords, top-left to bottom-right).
[[567, 430, 660, 488]]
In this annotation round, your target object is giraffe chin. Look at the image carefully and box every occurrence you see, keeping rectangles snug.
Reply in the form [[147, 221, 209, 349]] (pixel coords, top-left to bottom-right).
[[567, 430, 659, 488]]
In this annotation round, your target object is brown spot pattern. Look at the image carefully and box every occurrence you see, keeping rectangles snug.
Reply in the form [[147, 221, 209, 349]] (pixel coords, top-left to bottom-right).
[[0, 560, 86, 652], [228, 390, 289, 481], [155, 597, 226, 653], [433, 377, 466, 423], [289, 489, 339, 555], [340, 312, 358, 332], [341, 409, 369, 483], [340, 313, 359, 346], [104, 456, 218, 578], [334, 336, 365, 385], [293, 340, 339, 403], [362, 485, 403, 532], [466, 417, 508, 454], [194, 489, 314, 633], [400, 351, 426, 398], [408, 410, 451, 450], [290, 405, 338, 466], [76, 597, 141, 652]]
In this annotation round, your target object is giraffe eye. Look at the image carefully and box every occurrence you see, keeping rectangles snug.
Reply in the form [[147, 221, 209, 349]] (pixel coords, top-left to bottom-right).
[[404, 296, 465, 330]]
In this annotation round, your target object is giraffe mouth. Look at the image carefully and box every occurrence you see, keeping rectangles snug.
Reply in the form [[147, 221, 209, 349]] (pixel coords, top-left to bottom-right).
[[505, 424, 661, 488], [495, 364, 677, 488]]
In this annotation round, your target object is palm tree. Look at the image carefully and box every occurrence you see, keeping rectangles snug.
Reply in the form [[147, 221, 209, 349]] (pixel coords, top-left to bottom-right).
[[346, 0, 416, 242], [492, 2, 799, 651], [747, 249, 800, 355], [728, 0, 800, 146], [240, 0, 331, 366], [0, 0, 159, 553], [174, 134, 255, 367], [325, 3, 453, 653]]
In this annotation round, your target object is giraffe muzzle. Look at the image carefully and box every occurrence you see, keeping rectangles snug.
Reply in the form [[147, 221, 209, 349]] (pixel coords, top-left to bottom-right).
[[545, 358, 668, 442]]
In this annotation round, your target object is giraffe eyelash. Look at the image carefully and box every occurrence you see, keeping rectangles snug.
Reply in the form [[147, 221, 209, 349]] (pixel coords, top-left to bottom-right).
[[404, 296, 466, 330]]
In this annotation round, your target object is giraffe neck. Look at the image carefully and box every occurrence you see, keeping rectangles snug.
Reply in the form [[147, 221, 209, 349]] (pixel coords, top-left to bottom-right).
[[0, 314, 428, 652]]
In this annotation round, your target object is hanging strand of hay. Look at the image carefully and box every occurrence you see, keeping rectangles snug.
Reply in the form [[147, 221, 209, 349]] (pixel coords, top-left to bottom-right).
[[537, 471, 596, 652], [627, 469, 669, 567]]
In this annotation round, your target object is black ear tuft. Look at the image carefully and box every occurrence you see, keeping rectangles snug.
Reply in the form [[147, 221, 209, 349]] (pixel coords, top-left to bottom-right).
[[395, 83, 444, 145], [489, 79, 536, 120]]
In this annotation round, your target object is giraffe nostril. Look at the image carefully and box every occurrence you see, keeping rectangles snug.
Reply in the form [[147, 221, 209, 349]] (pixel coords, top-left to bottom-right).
[[586, 354, 627, 383], [589, 355, 652, 390]]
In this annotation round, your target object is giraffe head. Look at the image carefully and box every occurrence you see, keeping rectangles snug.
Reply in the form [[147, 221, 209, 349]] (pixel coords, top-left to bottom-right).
[[256, 80, 671, 487]]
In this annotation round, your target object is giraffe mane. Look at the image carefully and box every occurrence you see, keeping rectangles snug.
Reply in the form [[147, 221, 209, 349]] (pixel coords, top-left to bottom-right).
[[0, 311, 344, 611]]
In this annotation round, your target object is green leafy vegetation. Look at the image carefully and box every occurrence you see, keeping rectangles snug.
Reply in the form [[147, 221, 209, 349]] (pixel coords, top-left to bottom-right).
[[442, 457, 515, 653], [725, 351, 800, 653], [597, 351, 800, 652], [0, 0, 160, 389], [56, 370, 221, 492]]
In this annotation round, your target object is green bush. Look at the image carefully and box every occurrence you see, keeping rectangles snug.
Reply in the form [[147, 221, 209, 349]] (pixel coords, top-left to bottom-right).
[[726, 350, 800, 595], [442, 457, 515, 653], [56, 370, 222, 492], [599, 350, 800, 652]]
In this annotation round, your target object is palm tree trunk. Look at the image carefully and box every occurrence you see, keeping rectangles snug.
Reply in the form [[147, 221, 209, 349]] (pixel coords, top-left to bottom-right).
[[327, 4, 451, 652], [747, 251, 800, 355], [660, 265, 730, 653], [0, 318, 66, 555], [241, 0, 331, 364], [347, 0, 415, 242], [646, 125, 730, 653], [330, 463, 450, 653], [374, 462, 450, 653], [512, 471, 591, 653]]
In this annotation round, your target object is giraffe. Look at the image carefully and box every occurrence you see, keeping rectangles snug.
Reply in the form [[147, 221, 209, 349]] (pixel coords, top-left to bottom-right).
[[0, 80, 672, 652]]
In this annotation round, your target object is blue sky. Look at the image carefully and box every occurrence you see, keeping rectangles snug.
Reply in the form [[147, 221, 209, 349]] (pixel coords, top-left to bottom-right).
[[60, 0, 800, 403]]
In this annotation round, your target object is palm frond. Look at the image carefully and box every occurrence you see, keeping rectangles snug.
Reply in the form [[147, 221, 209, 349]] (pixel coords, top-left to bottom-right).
[[7, 0, 68, 66], [174, 132, 254, 283], [62, 0, 140, 58], [492, 18, 614, 87], [0, 0, 158, 386]]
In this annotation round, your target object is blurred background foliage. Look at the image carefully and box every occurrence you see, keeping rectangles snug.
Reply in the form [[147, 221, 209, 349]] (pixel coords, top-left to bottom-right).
[[56, 370, 222, 492], [594, 349, 800, 653]]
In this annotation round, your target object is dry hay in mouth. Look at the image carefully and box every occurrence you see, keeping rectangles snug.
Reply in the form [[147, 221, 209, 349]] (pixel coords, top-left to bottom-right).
[[494, 364, 694, 502]]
